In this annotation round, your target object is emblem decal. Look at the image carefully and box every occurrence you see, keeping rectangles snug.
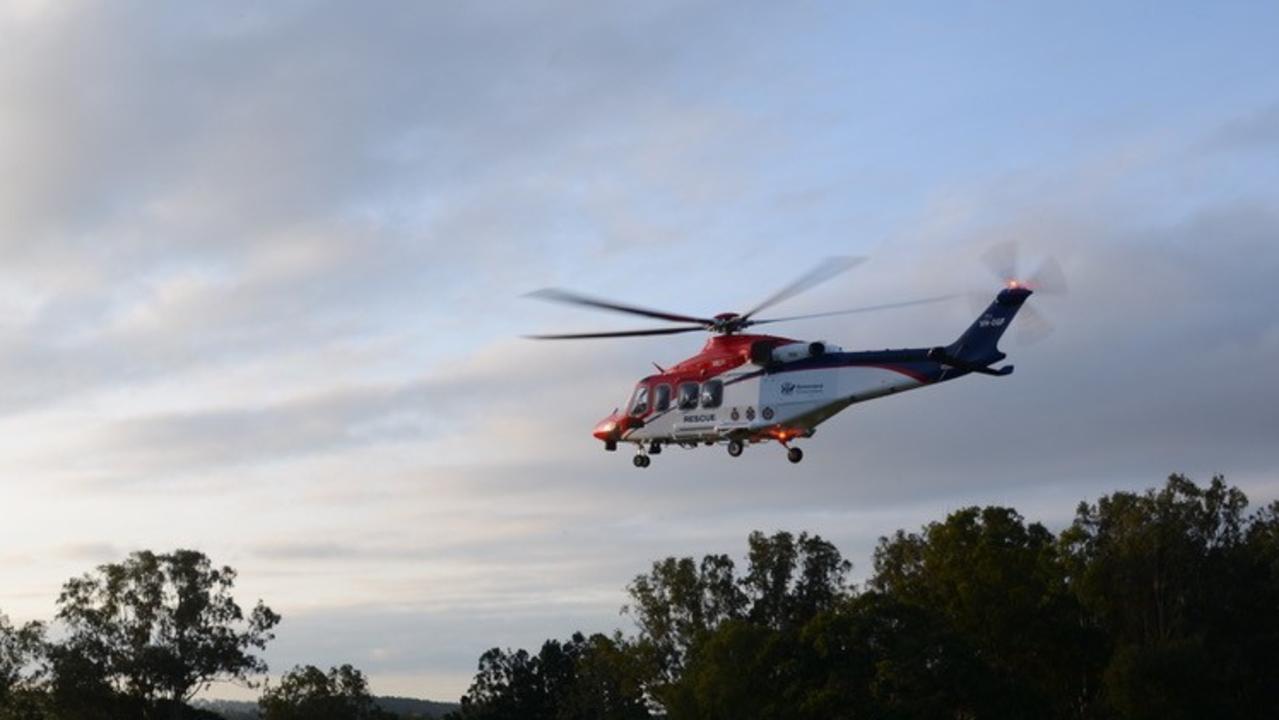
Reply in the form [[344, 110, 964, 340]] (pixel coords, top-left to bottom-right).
[[730, 407, 740, 421], [762, 406, 774, 420], [746, 407, 756, 421]]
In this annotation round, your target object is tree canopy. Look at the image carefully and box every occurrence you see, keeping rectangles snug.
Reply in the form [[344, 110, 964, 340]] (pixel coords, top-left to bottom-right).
[[259, 664, 394, 720], [3, 474, 1277, 720], [454, 632, 647, 720], [48, 549, 280, 719], [454, 474, 1279, 720]]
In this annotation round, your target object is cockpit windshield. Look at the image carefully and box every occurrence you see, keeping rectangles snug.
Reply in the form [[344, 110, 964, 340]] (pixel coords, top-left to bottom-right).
[[628, 384, 650, 416]]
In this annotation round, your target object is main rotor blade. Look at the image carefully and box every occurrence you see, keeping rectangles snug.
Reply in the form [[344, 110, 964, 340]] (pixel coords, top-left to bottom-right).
[[525, 325, 707, 340], [747, 294, 958, 326], [740, 256, 866, 321], [526, 288, 714, 326]]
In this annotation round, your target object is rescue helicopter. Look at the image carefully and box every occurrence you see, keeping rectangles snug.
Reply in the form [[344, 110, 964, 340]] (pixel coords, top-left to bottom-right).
[[527, 248, 1064, 467]]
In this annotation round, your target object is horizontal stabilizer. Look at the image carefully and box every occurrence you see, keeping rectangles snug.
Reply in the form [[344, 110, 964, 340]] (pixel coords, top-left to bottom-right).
[[927, 347, 1014, 377]]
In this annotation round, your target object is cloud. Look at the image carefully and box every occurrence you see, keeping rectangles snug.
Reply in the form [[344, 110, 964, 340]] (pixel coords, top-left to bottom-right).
[[1204, 102, 1279, 153], [2, 0, 1278, 703]]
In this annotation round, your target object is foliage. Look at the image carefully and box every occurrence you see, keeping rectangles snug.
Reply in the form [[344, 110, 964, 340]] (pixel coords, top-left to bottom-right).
[[0, 614, 48, 720], [259, 664, 395, 720], [1061, 474, 1279, 718], [459, 474, 1279, 720], [624, 530, 848, 690], [453, 632, 648, 720], [51, 549, 280, 718], [4, 474, 1278, 720], [872, 505, 1102, 717]]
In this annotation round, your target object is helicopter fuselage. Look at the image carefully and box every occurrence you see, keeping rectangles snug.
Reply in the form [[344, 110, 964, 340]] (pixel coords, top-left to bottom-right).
[[593, 285, 1032, 465], [596, 334, 954, 447]]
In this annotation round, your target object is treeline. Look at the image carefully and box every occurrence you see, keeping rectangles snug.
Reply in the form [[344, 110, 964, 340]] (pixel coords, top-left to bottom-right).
[[452, 474, 1279, 720], [0, 551, 408, 720], [3, 474, 1277, 719]]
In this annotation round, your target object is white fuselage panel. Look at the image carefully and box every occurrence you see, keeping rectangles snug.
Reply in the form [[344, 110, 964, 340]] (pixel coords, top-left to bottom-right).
[[624, 363, 923, 443]]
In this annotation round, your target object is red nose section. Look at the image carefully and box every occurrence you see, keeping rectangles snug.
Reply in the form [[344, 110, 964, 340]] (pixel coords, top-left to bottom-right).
[[593, 412, 627, 441]]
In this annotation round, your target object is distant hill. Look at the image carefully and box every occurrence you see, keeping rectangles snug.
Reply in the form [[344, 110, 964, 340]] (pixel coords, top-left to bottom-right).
[[191, 700, 258, 720], [375, 695, 462, 718], [194, 696, 460, 719]]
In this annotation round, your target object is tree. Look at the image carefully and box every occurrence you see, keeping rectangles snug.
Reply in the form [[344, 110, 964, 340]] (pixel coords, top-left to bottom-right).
[[1233, 499, 1279, 714], [873, 506, 1100, 718], [660, 618, 794, 720], [454, 633, 648, 720], [54, 549, 280, 718], [1061, 474, 1278, 719], [625, 554, 746, 684], [796, 593, 992, 720], [0, 613, 47, 720], [259, 664, 394, 720], [623, 532, 851, 716], [625, 531, 849, 690], [447, 478, 1279, 720]]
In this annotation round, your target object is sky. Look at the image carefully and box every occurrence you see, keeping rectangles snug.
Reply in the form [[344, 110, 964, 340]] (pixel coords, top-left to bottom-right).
[[1, 0, 1278, 702]]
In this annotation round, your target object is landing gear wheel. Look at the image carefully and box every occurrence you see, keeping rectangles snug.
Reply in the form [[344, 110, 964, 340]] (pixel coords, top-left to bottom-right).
[[726, 439, 744, 457], [786, 447, 804, 464], [633, 454, 650, 468]]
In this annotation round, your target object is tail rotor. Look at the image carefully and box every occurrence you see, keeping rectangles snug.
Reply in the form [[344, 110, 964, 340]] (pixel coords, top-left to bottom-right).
[[976, 241, 1068, 344]]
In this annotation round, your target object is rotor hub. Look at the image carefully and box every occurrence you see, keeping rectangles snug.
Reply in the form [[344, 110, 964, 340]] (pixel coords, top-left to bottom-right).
[[711, 312, 743, 334]]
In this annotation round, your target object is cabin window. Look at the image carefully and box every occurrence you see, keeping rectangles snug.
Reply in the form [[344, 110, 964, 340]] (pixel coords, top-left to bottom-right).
[[654, 384, 672, 412], [629, 385, 650, 416], [701, 380, 723, 409], [677, 382, 700, 410]]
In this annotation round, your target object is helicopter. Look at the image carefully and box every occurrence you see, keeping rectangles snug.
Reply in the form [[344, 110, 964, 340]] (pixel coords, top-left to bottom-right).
[[527, 249, 1064, 468]]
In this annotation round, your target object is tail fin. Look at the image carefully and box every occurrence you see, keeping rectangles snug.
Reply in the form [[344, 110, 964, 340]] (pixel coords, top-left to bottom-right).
[[946, 287, 1032, 365]]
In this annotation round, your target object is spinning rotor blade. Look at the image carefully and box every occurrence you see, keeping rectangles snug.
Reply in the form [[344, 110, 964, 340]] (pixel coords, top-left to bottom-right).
[[747, 294, 958, 326], [972, 242, 1068, 345], [739, 256, 866, 321], [981, 241, 1020, 284], [526, 325, 708, 340], [526, 288, 714, 326], [1027, 256, 1068, 295], [980, 241, 1068, 294], [1015, 303, 1055, 345]]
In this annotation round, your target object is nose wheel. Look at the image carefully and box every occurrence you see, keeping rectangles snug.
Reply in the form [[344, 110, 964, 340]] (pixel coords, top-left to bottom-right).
[[633, 454, 651, 468], [726, 439, 744, 457], [786, 447, 804, 464]]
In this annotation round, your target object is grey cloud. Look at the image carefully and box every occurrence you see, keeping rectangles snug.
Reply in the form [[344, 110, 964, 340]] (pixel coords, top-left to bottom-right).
[[251, 542, 405, 563], [0, 1, 781, 416], [3, 1, 1279, 700], [56, 542, 125, 564], [1204, 102, 1279, 153], [78, 336, 645, 483]]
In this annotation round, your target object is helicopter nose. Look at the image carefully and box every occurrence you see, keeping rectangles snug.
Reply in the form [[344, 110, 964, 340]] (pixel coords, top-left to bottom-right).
[[593, 412, 625, 441]]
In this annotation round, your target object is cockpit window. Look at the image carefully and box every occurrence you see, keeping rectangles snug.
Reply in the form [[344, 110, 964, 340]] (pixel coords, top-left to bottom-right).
[[629, 385, 650, 416], [654, 384, 672, 412], [677, 382, 699, 410], [701, 380, 723, 409]]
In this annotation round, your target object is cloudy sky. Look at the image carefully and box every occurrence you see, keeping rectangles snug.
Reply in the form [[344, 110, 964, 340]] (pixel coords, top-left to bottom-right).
[[1, 0, 1277, 701]]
